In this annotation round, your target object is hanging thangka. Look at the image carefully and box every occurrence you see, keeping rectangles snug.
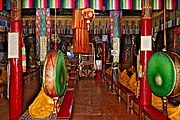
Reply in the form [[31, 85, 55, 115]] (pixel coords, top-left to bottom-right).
[[40, 9, 47, 63], [72, 9, 89, 53], [110, 11, 114, 48], [36, 8, 48, 62], [46, 8, 51, 51], [36, 9, 40, 60]]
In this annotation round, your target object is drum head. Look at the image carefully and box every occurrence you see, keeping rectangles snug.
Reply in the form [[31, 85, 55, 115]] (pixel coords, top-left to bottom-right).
[[43, 50, 66, 98], [147, 52, 176, 97]]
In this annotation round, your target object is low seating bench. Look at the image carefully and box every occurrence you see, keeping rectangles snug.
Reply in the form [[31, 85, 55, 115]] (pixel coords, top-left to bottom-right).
[[113, 81, 135, 111], [57, 90, 74, 120]]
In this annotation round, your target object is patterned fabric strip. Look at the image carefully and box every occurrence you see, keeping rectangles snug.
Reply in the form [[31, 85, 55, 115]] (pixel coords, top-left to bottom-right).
[[47, 0, 61, 8], [133, 0, 142, 10], [61, 0, 74, 9], [22, 0, 34, 8], [36, 9, 40, 60], [166, 0, 176, 10], [113, 11, 120, 37], [110, 11, 114, 48], [46, 8, 51, 38], [152, 0, 162, 10], [106, 0, 119, 10], [40, 9, 46, 36], [122, 0, 133, 10], [75, 0, 89, 9], [89, 0, 103, 10]]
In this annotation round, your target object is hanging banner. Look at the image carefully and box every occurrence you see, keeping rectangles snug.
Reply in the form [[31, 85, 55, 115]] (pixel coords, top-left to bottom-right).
[[113, 37, 120, 63], [133, 0, 142, 10], [0, 0, 2, 10], [122, 0, 133, 10], [47, 0, 61, 8], [22, 0, 34, 8], [105, 0, 119, 10], [40, 36, 47, 62], [110, 11, 114, 48], [34, 0, 47, 8], [61, 0, 74, 9], [166, 0, 176, 10], [34, 0, 41, 8], [6, 0, 11, 10], [46, 8, 51, 37], [40, 9, 46, 36], [177, 0, 180, 10], [89, 0, 103, 10], [113, 11, 120, 37], [75, 0, 89, 9], [152, 0, 163, 10], [36, 9, 40, 60]]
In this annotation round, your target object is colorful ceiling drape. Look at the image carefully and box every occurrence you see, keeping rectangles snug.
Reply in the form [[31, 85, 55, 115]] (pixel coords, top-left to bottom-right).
[[122, 0, 133, 10], [152, 0, 163, 10], [61, 0, 74, 9], [22, 0, 34, 8], [34, 0, 47, 8], [105, 0, 119, 10], [166, 0, 176, 10], [133, 0, 142, 10], [47, 0, 61, 8], [75, 0, 89, 9], [90, 0, 103, 10]]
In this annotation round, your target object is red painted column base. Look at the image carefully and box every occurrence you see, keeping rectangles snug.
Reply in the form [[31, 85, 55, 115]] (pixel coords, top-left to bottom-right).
[[96, 70, 101, 79]]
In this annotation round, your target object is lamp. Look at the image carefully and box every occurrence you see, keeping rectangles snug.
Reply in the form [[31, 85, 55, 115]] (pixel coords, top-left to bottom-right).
[[82, 8, 94, 31]]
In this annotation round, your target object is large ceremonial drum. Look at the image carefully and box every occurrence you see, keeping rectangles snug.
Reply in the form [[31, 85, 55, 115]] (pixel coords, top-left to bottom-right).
[[147, 51, 180, 98], [42, 50, 66, 98]]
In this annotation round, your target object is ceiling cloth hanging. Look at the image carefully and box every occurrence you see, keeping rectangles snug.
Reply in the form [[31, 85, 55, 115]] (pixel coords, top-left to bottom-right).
[[152, 0, 163, 10], [89, 0, 103, 10], [72, 9, 89, 53], [22, 0, 34, 8]]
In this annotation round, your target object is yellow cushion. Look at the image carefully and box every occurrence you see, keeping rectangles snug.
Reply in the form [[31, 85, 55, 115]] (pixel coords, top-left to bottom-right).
[[128, 73, 136, 88], [0, 70, 7, 82], [29, 89, 54, 118], [119, 69, 129, 87]]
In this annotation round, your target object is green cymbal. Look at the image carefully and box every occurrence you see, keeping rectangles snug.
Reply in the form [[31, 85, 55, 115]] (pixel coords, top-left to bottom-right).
[[147, 52, 176, 97]]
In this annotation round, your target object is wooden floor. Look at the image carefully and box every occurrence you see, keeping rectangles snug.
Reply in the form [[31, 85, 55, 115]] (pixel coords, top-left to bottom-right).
[[0, 76, 138, 120]]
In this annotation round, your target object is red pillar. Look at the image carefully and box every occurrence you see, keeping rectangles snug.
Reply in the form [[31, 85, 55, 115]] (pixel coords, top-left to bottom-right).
[[139, 1, 152, 119], [102, 41, 106, 75], [140, 19, 152, 106], [10, 20, 22, 120]]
